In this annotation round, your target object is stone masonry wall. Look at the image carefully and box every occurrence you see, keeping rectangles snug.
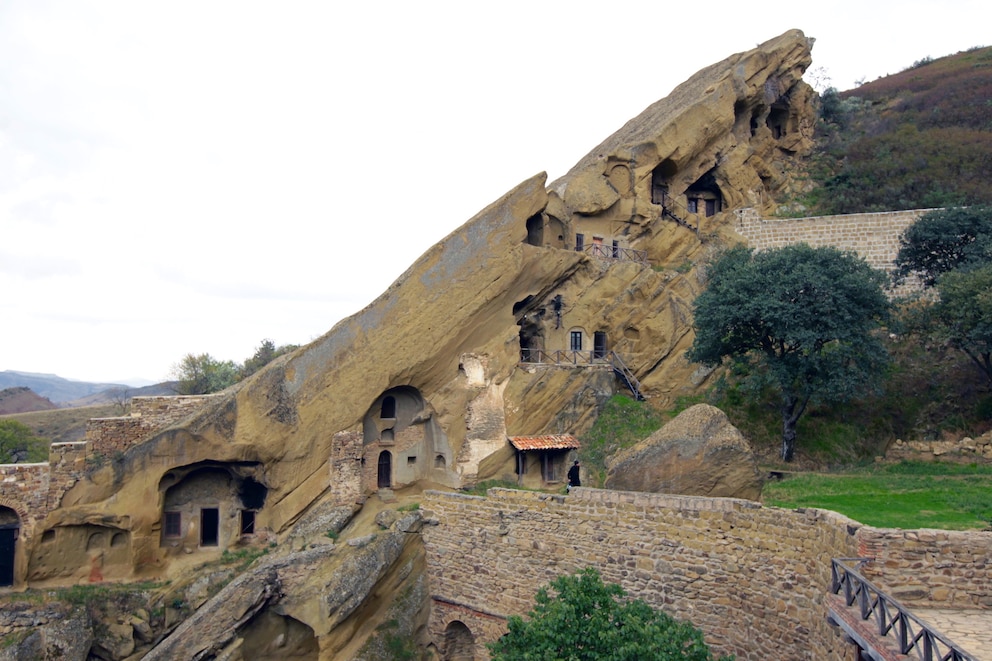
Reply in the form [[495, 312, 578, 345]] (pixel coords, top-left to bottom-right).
[[858, 528, 992, 608], [735, 208, 931, 297], [46, 442, 87, 510], [84, 395, 215, 459], [130, 395, 216, 428], [0, 463, 49, 533], [422, 487, 862, 661]]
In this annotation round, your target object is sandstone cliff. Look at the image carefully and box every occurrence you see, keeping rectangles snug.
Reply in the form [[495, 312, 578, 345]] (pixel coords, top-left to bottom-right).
[[8, 29, 817, 658]]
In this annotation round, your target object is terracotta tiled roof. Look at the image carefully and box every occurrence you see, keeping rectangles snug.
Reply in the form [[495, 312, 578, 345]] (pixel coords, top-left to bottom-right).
[[508, 434, 579, 451]]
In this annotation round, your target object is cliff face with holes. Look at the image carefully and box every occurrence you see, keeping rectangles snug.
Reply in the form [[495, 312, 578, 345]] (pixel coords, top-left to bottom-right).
[[5, 29, 818, 659]]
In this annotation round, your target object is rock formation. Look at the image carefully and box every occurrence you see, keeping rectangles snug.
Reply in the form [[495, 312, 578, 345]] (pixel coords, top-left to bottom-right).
[[4, 29, 817, 658], [604, 404, 764, 500]]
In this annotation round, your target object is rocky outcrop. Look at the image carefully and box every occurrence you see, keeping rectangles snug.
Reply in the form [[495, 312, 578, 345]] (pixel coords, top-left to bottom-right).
[[12, 29, 817, 657], [145, 510, 425, 661], [605, 404, 763, 500]]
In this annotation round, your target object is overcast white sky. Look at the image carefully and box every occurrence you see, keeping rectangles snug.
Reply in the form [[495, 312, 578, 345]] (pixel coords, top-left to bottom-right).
[[1, 1, 987, 386]]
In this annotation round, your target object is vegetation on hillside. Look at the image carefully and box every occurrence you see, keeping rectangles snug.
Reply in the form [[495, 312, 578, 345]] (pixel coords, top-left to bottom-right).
[[170, 338, 299, 395], [488, 567, 732, 661], [798, 46, 992, 215]]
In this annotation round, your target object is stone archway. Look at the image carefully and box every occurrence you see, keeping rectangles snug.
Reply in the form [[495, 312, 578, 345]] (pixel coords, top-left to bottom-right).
[[443, 620, 475, 661], [0, 505, 21, 587]]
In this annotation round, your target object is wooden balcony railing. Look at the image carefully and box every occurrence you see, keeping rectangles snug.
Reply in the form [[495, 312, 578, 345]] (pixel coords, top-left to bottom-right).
[[829, 558, 976, 661]]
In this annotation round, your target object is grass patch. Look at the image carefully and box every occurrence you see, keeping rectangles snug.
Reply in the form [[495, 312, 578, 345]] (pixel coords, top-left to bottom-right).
[[762, 461, 992, 529], [396, 502, 419, 511], [579, 394, 664, 486]]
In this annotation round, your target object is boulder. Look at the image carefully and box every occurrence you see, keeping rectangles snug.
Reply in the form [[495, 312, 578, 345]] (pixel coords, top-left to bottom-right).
[[605, 404, 763, 500]]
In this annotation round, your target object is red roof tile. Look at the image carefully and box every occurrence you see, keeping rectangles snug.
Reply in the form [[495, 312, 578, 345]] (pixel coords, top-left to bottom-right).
[[508, 434, 579, 451]]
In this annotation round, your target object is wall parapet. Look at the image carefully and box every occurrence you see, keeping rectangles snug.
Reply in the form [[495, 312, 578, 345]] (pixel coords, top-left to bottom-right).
[[735, 207, 934, 297]]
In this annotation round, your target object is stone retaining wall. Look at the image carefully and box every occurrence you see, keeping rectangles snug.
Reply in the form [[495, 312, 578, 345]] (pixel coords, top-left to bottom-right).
[[422, 487, 861, 661], [735, 208, 932, 297], [858, 528, 992, 608]]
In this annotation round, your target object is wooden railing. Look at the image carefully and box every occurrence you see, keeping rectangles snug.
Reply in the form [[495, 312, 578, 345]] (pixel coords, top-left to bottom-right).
[[576, 244, 650, 266], [519, 350, 644, 400], [830, 558, 976, 661]]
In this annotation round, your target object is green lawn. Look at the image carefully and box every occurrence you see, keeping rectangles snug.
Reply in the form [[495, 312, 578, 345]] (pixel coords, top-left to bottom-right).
[[761, 461, 992, 530]]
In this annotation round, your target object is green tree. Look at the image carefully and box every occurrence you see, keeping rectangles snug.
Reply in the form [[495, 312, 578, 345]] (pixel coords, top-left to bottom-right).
[[895, 206, 992, 286], [240, 338, 299, 379], [487, 567, 731, 661], [931, 264, 992, 385], [687, 244, 890, 462], [170, 353, 240, 395], [0, 420, 48, 463]]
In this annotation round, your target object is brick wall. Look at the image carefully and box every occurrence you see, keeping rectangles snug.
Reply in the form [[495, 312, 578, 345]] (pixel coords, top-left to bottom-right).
[[736, 208, 932, 297]]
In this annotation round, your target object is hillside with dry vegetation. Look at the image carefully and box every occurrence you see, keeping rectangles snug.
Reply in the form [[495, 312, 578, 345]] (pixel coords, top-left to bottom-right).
[[797, 46, 992, 214]]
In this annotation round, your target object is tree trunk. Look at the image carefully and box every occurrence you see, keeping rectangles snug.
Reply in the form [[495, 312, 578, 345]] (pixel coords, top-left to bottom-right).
[[781, 415, 797, 462], [780, 394, 806, 462]]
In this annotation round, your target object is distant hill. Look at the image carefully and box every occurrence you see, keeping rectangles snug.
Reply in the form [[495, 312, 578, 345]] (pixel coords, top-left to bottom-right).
[[799, 45, 992, 215], [0, 370, 130, 404], [0, 370, 176, 405], [0, 387, 58, 415]]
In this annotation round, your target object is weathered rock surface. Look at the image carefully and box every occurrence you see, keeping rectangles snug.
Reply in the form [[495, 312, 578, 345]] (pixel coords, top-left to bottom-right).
[[14, 29, 817, 658], [143, 510, 425, 661], [605, 404, 763, 500], [0, 604, 92, 661]]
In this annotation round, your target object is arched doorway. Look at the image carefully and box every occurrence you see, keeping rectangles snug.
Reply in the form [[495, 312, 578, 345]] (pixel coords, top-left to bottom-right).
[[0, 506, 20, 587], [443, 620, 475, 661], [377, 451, 392, 488]]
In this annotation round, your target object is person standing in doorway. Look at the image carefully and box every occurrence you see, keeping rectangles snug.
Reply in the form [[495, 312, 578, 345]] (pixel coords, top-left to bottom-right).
[[567, 460, 581, 492]]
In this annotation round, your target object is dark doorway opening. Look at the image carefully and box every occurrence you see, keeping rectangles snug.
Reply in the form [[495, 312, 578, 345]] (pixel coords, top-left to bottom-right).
[[377, 451, 392, 488], [241, 510, 256, 535], [200, 508, 219, 546], [0, 527, 16, 587], [593, 331, 607, 359]]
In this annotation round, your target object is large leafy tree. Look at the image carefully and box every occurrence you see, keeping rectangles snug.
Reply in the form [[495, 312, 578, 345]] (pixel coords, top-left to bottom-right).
[[0, 420, 48, 463], [894, 206, 992, 286], [688, 244, 890, 462], [487, 567, 730, 661]]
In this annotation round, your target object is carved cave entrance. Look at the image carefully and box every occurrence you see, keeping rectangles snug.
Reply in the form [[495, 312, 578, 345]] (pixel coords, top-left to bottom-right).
[[0, 506, 19, 587], [514, 296, 546, 361]]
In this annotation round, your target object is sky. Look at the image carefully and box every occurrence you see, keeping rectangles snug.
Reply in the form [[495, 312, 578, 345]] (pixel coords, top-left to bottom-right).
[[1, 1, 988, 386]]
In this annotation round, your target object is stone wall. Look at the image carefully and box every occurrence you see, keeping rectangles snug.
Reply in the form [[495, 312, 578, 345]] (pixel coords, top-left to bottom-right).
[[0, 463, 49, 532], [83, 395, 217, 459], [735, 208, 932, 297], [130, 395, 216, 428], [47, 442, 86, 510], [422, 487, 861, 661], [858, 528, 992, 608]]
